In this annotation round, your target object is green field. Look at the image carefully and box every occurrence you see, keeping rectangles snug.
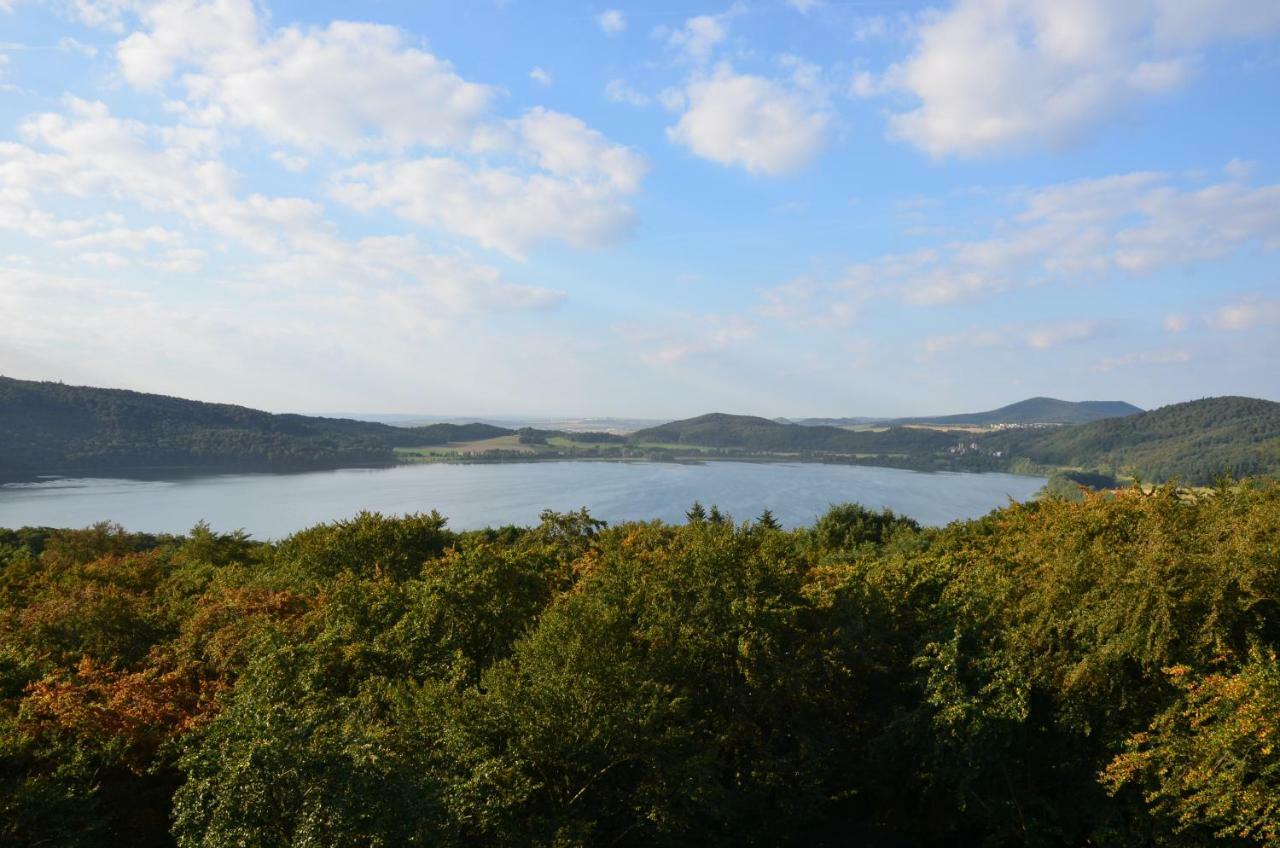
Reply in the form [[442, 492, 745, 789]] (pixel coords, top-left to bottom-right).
[[395, 435, 536, 459]]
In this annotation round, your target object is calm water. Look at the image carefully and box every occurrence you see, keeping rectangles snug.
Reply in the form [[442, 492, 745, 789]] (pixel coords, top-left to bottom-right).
[[0, 461, 1045, 539]]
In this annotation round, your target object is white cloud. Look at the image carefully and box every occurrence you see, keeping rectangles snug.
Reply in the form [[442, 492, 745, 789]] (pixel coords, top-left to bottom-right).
[[757, 277, 859, 329], [597, 9, 626, 36], [923, 319, 1102, 356], [1208, 296, 1280, 331], [605, 78, 651, 107], [844, 171, 1280, 305], [667, 64, 830, 175], [667, 13, 729, 64], [529, 66, 552, 86], [1162, 313, 1190, 332], [1225, 157, 1257, 181], [787, 0, 821, 14], [0, 95, 558, 320], [1094, 349, 1191, 372], [852, 15, 888, 41], [57, 37, 99, 57], [271, 151, 309, 172], [67, 0, 132, 32], [0, 98, 271, 245], [849, 70, 880, 98], [873, 0, 1280, 156], [921, 327, 1006, 355], [1026, 320, 1101, 349], [626, 315, 757, 364], [56, 225, 183, 252], [148, 247, 207, 273], [332, 108, 646, 257], [120, 8, 495, 154], [102, 1, 646, 257], [247, 235, 566, 313], [78, 250, 132, 268]]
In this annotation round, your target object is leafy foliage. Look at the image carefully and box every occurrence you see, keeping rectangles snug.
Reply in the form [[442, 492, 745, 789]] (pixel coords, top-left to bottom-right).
[[1, 482, 1279, 845]]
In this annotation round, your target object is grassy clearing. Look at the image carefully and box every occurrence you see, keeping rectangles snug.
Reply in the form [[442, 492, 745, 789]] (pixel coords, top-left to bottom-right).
[[545, 436, 620, 449], [631, 442, 715, 453], [396, 435, 537, 458]]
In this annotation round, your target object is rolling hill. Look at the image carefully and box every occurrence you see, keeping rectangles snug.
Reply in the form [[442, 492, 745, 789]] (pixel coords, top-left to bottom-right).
[[795, 397, 1142, 428], [630, 413, 959, 455], [0, 377, 511, 477], [986, 396, 1280, 484], [893, 396, 1142, 426]]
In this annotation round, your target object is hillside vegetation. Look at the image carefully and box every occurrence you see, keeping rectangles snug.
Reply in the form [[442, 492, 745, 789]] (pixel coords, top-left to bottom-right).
[[2, 481, 1279, 846], [631, 412, 959, 455], [1000, 396, 1280, 483], [636, 398, 1280, 484], [0, 378, 509, 476]]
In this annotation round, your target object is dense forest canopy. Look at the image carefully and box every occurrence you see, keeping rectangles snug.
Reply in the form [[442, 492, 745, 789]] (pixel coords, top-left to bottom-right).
[[2, 480, 1280, 846]]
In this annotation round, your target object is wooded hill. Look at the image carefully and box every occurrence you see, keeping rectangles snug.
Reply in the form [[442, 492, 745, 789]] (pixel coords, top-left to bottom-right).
[[0, 377, 507, 476], [630, 412, 957, 454], [995, 396, 1280, 483], [793, 396, 1142, 427]]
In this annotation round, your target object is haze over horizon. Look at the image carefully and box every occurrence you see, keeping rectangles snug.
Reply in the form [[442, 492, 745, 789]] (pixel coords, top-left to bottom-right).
[[2, 0, 1278, 418]]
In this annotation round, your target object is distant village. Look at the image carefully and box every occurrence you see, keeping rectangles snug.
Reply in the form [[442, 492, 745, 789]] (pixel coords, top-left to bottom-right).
[[945, 420, 1064, 457]]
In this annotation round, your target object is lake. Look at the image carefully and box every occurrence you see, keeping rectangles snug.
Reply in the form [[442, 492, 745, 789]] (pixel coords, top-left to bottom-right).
[[0, 461, 1046, 539]]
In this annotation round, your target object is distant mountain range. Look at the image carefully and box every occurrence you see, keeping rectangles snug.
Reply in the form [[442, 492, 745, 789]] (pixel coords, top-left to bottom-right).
[[792, 397, 1143, 428], [2, 377, 1277, 485]]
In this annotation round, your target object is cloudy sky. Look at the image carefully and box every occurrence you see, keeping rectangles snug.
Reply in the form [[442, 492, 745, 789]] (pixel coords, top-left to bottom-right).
[[1, 0, 1278, 417]]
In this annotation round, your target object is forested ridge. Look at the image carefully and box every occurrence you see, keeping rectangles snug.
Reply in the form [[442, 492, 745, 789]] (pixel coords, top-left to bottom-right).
[[1001, 396, 1280, 483], [631, 412, 960, 453], [4, 377, 1278, 484], [0, 377, 506, 476], [3, 481, 1280, 846]]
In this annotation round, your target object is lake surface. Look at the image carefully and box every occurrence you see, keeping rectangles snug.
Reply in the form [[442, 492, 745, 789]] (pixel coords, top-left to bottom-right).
[[0, 461, 1046, 539]]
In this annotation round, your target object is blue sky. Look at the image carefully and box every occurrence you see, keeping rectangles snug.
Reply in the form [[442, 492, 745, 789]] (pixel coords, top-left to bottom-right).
[[1, 0, 1277, 417]]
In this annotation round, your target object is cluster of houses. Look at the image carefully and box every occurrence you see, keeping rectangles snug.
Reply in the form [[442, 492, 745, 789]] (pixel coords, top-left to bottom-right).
[[947, 440, 1004, 458]]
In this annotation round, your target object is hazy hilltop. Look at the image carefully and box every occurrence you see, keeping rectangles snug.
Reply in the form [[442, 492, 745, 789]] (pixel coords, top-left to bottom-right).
[[892, 396, 1142, 426], [794, 397, 1143, 428]]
